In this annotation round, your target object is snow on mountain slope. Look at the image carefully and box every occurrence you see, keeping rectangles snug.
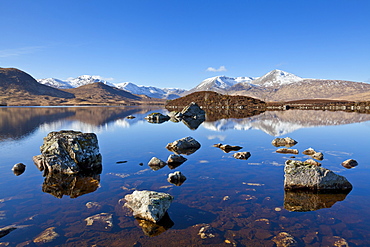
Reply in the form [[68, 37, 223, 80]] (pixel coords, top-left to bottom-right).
[[114, 82, 185, 99], [68, 75, 116, 88], [192, 76, 258, 92], [37, 78, 73, 89], [251, 69, 302, 87]]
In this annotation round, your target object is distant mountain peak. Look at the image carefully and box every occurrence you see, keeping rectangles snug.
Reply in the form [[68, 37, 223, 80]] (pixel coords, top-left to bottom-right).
[[251, 69, 302, 87]]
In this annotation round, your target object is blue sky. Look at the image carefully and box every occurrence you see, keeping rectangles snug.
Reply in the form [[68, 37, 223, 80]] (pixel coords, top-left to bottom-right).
[[1, 0, 369, 89]]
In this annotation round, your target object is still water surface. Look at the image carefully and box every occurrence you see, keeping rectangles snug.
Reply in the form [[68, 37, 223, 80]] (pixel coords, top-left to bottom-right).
[[0, 106, 369, 246]]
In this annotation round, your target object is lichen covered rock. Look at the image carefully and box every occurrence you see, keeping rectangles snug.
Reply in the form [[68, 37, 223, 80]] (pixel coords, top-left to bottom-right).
[[124, 190, 173, 223], [284, 160, 352, 192], [33, 130, 102, 176]]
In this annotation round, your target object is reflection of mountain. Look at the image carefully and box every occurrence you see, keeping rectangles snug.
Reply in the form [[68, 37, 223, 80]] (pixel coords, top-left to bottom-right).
[[0, 106, 163, 141], [203, 110, 370, 136]]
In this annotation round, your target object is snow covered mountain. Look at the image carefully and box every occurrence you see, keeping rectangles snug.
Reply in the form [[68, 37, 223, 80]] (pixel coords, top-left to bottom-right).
[[37, 78, 73, 89], [250, 69, 302, 87], [68, 75, 116, 88], [115, 82, 186, 99]]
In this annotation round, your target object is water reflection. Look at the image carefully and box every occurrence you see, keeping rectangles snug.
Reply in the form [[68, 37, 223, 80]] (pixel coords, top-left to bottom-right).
[[203, 110, 370, 135], [284, 190, 351, 212], [42, 172, 101, 198], [136, 212, 174, 237]]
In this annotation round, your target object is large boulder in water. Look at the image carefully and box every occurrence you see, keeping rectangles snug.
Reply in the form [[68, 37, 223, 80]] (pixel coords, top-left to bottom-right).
[[181, 102, 205, 119], [284, 160, 352, 192], [124, 190, 173, 223], [166, 136, 201, 155], [33, 130, 102, 176]]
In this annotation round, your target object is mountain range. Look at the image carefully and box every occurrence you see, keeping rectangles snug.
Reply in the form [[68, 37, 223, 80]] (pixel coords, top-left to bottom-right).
[[38, 69, 370, 102]]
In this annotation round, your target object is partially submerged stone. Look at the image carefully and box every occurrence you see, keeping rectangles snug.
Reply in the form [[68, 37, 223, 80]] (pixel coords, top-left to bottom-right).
[[148, 157, 167, 171], [126, 115, 135, 119], [233, 152, 251, 160], [167, 171, 187, 186], [276, 148, 299, 155], [85, 213, 113, 231], [312, 152, 324, 161], [302, 148, 316, 155], [144, 112, 170, 123], [12, 163, 26, 176], [166, 136, 201, 155], [341, 159, 358, 169], [213, 143, 242, 153], [198, 224, 217, 239], [33, 130, 102, 176], [284, 160, 352, 192], [180, 102, 205, 119], [272, 137, 297, 147], [124, 190, 173, 223], [167, 154, 187, 169]]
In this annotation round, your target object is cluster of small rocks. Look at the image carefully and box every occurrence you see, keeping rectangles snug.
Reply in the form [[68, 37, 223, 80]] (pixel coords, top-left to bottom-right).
[[213, 143, 251, 160]]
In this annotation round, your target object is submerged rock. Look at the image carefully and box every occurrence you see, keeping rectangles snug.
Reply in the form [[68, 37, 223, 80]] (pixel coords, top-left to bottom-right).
[[213, 143, 242, 153], [33, 227, 59, 244], [12, 163, 26, 176], [85, 213, 113, 231], [272, 137, 297, 147], [33, 130, 102, 176], [233, 152, 251, 160], [284, 160, 352, 192], [124, 190, 173, 223], [148, 157, 167, 171], [341, 159, 358, 169], [198, 224, 217, 239], [144, 113, 170, 123], [166, 136, 201, 155], [276, 148, 299, 154], [167, 171, 187, 186], [284, 190, 350, 212], [272, 232, 298, 247]]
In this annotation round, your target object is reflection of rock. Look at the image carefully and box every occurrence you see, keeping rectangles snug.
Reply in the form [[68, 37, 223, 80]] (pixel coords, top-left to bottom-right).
[[213, 143, 242, 153], [169, 102, 206, 130], [341, 159, 358, 169], [166, 136, 201, 155], [272, 232, 298, 247], [33, 130, 102, 176], [284, 190, 350, 212], [85, 213, 113, 231], [272, 137, 297, 147], [12, 163, 26, 176], [33, 227, 59, 244], [42, 172, 100, 198], [167, 154, 187, 169], [0, 225, 17, 238], [124, 190, 173, 223], [148, 157, 167, 171], [181, 117, 204, 130], [136, 212, 174, 237], [167, 171, 187, 186], [276, 148, 299, 154], [144, 113, 170, 123], [233, 152, 251, 160], [284, 160, 352, 192]]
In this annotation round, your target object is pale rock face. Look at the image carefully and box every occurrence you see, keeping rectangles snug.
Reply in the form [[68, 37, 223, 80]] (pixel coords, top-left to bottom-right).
[[271, 137, 298, 147], [32, 130, 102, 176], [284, 160, 352, 191], [124, 190, 173, 223]]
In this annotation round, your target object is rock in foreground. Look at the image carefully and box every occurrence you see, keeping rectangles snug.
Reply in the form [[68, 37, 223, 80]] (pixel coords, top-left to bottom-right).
[[166, 136, 201, 155], [341, 159, 358, 169], [284, 160, 352, 192], [33, 130, 102, 176], [124, 190, 173, 223]]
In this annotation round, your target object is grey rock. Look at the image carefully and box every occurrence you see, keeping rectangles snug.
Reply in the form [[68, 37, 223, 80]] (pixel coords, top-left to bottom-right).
[[124, 190, 173, 223], [284, 160, 352, 191], [166, 136, 201, 155], [148, 157, 167, 171], [181, 102, 205, 119], [272, 137, 297, 147], [33, 130, 102, 176], [341, 159, 358, 169], [167, 171, 187, 186], [233, 152, 251, 160], [12, 163, 26, 176]]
